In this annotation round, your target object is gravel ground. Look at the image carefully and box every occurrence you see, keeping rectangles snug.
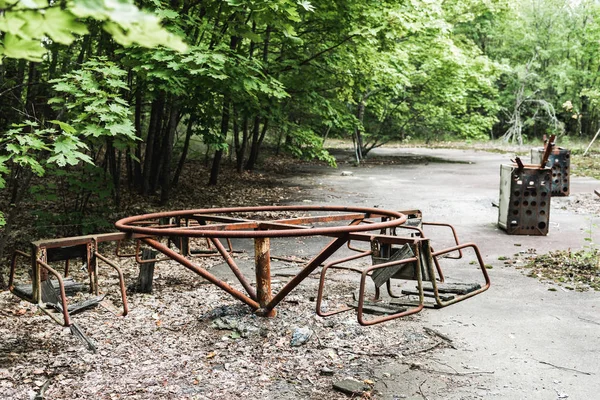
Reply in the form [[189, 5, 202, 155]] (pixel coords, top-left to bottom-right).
[[1, 251, 453, 400]]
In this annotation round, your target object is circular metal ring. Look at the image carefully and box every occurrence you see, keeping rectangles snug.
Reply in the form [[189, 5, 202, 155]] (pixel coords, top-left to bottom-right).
[[115, 205, 407, 238]]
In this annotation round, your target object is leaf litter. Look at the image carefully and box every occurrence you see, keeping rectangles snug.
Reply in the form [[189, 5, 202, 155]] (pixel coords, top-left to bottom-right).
[[0, 259, 451, 399], [505, 248, 600, 291]]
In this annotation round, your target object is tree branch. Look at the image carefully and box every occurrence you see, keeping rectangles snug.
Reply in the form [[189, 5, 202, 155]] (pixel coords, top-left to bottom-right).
[[278, 35, 358, 72]]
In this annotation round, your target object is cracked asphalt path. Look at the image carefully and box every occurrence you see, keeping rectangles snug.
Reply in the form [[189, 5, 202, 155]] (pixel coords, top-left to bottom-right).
[[289, 147, 600, 400]]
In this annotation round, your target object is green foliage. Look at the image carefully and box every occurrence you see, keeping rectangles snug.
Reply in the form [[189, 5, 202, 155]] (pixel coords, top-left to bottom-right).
[[49, 58, 137, 146], [284, 126, 336, 167], [478, 0, 600, 139], [0, 0, 186, 63]]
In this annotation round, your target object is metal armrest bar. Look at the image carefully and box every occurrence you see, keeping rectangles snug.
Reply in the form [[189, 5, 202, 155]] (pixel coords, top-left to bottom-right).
[[316, 250, 373, 318], [428, 243, 490, 307], [357, 257, 425, 326], [37, 259, 71, 327], [422, 222, 463, 259], [94, 252, 129, 316]]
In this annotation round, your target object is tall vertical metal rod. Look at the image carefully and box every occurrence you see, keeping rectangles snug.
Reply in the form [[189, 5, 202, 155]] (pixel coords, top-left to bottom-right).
[[255, 237, 276, 317]]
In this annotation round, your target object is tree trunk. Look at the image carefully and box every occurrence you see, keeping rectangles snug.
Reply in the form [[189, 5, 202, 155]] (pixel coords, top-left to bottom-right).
[[354, 99, 366, 162], [160, 102, 180, 205], [133, 83, 144, 188], [142, 93, 165, 195], [106, 140, 122, 210], [173, 115, 196, 187], [209, 35, 239, 185], [237, 116, 249, 172], [209, 100, 230, 185], [245, 116, 261, 171]]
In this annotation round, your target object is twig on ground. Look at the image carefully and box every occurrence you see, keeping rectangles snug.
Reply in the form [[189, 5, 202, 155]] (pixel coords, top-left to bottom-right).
[[313, 330, 324, 349], [538, 360, 593, 376], [403, 341, 442, 356], [578, 317, 600, 326], [34, 380, 51, 400], [417, 379, 429, 400], [409, 362, 494, 376], [423, 327, 457, 349], [338, 347, 401, 358], [424, 368, 493, 376], [432, 359, 459, 374]]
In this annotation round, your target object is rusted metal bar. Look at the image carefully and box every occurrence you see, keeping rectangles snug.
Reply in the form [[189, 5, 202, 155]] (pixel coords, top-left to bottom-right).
[[32, 245, 45, 303], [272, 212, 367, 226], [254, 237, 275, 317], [208, 237, 257, 300], [142, 237, 260, 309], [347, 232, 418, 245], [265, 235, 349, 312], [31, 232, 138, 249], [116, 206, 407, 239], [36, 259, 71, 326], [88, 242, 98, 296], [190, 215, 253, 224], [539, 134, 557, 168], [428, 242, 490, 307], [94, 252, 129, 316], [316, 250, 373, 318], [422, 221, 463, 259], [357, 254, 424, 326]]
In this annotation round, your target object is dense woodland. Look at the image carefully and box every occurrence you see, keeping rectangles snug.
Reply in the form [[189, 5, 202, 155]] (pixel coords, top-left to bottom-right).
[[1, 0, 600, 278]]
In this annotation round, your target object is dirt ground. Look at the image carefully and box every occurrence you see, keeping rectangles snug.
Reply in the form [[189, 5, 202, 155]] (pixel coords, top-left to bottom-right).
[[1, 146, 599, 399]]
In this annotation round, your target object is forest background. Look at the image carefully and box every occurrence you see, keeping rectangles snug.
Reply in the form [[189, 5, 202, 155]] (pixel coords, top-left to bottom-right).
[[1, 0, 600, 287]]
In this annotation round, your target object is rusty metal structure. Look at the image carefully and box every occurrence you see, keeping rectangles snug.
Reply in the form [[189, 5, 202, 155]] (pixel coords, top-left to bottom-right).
[[531, 146, 571, 196], [498, 136, 555, 236], [9, 205, 489, 331]]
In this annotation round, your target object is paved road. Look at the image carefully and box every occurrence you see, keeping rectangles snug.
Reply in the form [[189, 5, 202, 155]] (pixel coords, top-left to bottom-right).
[[289, 147, 600, 400]]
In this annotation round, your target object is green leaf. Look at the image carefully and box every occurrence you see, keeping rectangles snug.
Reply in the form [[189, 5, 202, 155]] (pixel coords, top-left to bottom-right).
[[48, 97, 65, 105], [41, 8, 88, 44], [50, 120, 77, 134], [0, 14, 27, 35], [69, 0, 187, 51], [82, 125, 107, 137], [106, 120, 135, 137], [2, 33, 45, 61]]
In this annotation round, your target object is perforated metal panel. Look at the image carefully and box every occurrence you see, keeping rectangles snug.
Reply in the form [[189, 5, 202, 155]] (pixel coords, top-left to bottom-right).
[[498, 164, 551, 235], [531, 147, 570, 196]]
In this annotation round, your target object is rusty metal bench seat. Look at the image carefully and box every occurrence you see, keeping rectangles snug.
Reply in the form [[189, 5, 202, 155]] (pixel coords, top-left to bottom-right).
[[400, 282, 483, 305], [316, 219, 490, 324], [9, 235, 130, 327], [11, 277, 87, 302]]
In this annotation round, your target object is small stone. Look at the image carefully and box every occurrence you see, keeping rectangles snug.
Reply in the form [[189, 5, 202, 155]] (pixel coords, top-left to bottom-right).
[[340, 171, 354, 176], [290, 327, 312, 346], [320, 367, 334, 376], [332, 378, 368, 396]]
